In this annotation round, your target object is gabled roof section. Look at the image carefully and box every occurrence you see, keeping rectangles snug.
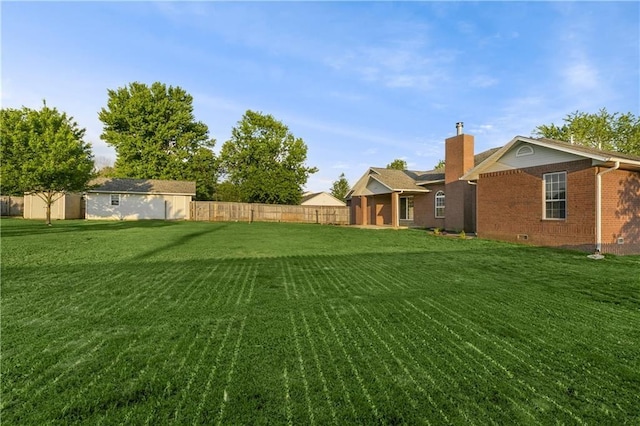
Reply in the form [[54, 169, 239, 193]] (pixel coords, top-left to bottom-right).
[[369, 168, 432, 192], [414, 147, 501, 185], [89, 178, 197, 195], [347, 167, 431, 198], [300, 191, 346, 206], [461, 137, 640, 181]]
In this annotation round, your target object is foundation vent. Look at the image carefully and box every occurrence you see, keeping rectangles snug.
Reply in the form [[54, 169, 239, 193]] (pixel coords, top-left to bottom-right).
[[517, 234, 529, 241], [617, 237, 625, 245]]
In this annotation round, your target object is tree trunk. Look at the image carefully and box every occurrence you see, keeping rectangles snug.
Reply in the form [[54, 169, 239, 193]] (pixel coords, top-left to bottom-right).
[[45, 192, 53, 226]]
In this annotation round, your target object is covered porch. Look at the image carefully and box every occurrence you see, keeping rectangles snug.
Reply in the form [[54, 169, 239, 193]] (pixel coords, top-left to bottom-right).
[[351, 191, 426, 228]]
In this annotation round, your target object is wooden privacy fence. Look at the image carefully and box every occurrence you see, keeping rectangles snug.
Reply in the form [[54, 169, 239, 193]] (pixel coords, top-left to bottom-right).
[[1, 196, 24, 216], [190, 201, 350, 225]]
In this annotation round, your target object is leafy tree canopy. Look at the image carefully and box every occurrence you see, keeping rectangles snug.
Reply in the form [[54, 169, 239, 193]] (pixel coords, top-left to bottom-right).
[[98, 81, 218, 200], [0, 103, 94, 224], [330, 173, 350, 201], [533, 108, 640, 155], [434, 159, 445, 170], [386, 159, 407, 170], [219, 110, 318, 204]]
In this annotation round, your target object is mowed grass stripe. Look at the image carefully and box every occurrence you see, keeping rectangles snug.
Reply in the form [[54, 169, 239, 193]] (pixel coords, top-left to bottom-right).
[[58, 325, 154, 421], [324, 305, 402, 414], [215, 315, 248, 425], [5, 263, 176, 406], [172, 320, 224, 422], [2, 220, 639, 424], [299, 311, 339, 425], [444, 295, 637, 418], [339, 303, 434, 420], [319, 305, 381, 422], [353, 302, 481, 422], [403, 300, 540, 422], [307, 309, 358, 420], [370, 302, 489, 423], [391, 302, 539, 424], [289, 311, 316, 425]]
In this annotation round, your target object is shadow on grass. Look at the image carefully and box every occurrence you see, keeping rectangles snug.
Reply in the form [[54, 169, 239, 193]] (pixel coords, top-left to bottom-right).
[[0, 218, 180, 237], [132, 223, 229, 262]]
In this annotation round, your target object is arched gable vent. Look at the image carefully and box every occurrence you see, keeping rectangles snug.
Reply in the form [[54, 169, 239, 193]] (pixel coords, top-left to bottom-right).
[[515, 145, 535, 157]]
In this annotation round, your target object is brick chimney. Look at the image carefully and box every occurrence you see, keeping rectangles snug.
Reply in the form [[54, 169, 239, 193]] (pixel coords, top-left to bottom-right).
[[444, 122, 475, 232], [445, 122, 474, 184]]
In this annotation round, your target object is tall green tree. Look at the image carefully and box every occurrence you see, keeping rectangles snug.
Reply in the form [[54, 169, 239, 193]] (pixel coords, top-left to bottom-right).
[[330, 173, 350, 201], [219, 110, 318, 204], [386, 159, 407, 170], [0, 108, 27, 196], [98, 81, 219, 200], [533, 109, 640, 155], [0, 103, 94, 225]]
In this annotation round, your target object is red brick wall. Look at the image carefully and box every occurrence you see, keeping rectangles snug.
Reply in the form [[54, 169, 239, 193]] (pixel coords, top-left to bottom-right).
[[370, 194, 392, 225], [413, 186, 446, 229], [477, 159, 597, 248], [445, 134, 474, 184], [445, 134, 475, 232], [602, 169, 640, 245]]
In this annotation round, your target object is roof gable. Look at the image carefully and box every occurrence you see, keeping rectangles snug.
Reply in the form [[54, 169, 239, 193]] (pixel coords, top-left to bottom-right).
[[300, 192, 346, 206], [89, 178, 196, 195], [462, 137, 640, 180]]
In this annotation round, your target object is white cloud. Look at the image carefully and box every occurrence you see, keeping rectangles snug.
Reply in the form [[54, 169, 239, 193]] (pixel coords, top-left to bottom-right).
[[470, 75, 499, 88], [562, 60, 598, 91], [331, 162, 350, 170]]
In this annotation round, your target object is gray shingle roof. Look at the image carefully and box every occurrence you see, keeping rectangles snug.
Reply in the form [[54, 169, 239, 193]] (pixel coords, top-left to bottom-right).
[[368, 168, 430, 191], [536, 138, 640, 162], [89, 178, 196, 195], [374, 147, 502, 187]]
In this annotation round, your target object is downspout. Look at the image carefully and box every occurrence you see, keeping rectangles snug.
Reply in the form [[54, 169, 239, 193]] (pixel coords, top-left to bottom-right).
[[595, 161, 620, 253]]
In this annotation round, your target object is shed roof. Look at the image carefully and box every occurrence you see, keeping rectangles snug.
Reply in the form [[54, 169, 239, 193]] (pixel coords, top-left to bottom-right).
[[89, 178, 196, 195]]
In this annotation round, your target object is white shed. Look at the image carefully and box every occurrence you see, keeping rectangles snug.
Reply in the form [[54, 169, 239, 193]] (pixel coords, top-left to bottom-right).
[[86, 178, 196, 220], [300, 192, 346, 207]]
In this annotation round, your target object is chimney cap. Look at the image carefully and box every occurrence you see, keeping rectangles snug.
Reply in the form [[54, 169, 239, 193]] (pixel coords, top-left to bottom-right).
[[456, 122, 464, 135]]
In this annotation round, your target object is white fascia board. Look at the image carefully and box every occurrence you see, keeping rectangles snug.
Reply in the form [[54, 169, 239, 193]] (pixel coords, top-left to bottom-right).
[[416, 179, 445, 186], [460, 137, 521, 181]]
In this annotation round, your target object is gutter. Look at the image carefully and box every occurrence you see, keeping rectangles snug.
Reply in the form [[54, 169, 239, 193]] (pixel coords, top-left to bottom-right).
[[595, 161, 620, 253]]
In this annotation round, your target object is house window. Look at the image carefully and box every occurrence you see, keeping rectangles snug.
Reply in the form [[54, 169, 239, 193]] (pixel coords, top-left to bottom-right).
[[435, 191, 445, 218], [400, 196, 414, 220], [544, 172, 566, 219], [110, 194, 120, 206]]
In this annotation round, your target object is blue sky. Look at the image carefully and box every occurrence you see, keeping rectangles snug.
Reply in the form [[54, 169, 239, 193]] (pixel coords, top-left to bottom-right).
[[2, 1, 638, 192]]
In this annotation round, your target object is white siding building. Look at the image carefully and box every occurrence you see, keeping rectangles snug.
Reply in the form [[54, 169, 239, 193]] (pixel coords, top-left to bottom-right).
[[300, 192, 346, 207], [86, 178, 196, 220]]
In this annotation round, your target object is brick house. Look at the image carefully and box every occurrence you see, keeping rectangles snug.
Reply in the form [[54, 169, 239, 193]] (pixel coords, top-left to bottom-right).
[[462, 137, 640, 254], [347, 123, 498, 231]]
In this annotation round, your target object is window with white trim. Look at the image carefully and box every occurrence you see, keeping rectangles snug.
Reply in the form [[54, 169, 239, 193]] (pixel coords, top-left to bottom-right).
[[543, 172, 566, 219], [400, 196, 414, 220], [435, 191, 445, 218], [110, 194, 120, 206]]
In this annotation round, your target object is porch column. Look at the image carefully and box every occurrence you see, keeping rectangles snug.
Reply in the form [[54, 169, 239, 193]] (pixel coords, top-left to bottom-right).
[[391, 192, 399, 228], [360, 196, 368, 225]]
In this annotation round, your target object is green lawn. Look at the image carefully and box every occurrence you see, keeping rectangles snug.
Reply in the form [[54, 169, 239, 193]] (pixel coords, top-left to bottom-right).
[[1, 219, 639, 425]]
